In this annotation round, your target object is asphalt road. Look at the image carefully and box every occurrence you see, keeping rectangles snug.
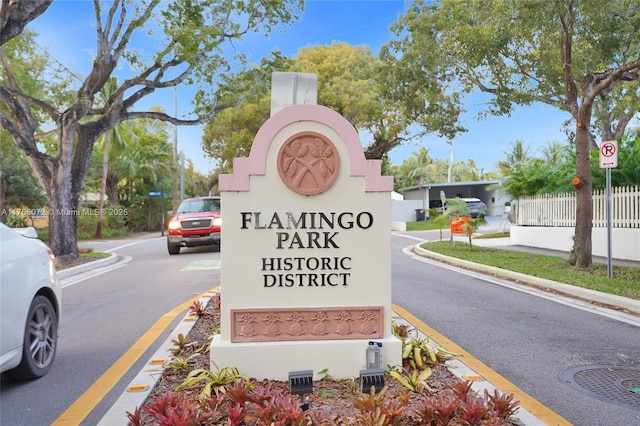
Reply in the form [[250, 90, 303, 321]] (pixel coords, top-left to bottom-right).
[[391, 231, 640, 426], [0, 236, 221, 426], [1, 233, 638, 425]]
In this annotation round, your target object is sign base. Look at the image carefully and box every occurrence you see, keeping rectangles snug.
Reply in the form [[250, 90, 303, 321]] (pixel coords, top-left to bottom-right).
[[210, 335, 402, 381]]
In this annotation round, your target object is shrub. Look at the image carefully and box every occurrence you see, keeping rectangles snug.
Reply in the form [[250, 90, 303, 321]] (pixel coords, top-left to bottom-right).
[[6, 214, 28, 227], [76, 204, 128, 239]]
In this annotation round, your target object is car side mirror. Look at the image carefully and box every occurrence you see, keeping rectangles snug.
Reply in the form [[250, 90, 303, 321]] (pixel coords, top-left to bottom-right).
[[16, 227, 39, 239]]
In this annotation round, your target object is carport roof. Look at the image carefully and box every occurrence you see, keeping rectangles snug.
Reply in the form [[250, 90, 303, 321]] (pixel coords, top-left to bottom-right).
[[399, 179, 504, 192]]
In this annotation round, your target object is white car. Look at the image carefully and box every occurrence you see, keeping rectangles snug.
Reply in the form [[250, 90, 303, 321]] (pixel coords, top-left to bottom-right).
[[0, 223, 62, 380], [461, 197, 487, 218]]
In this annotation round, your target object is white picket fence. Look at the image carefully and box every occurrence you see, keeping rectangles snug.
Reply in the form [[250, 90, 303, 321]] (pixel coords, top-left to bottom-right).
[[516, 185, 640, 228]]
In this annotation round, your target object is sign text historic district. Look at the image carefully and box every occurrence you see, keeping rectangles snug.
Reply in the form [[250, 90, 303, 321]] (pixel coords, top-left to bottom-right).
[[240, 211, 373, 288]]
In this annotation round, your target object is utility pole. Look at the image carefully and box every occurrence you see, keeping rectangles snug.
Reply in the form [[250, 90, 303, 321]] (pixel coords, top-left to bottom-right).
[[172, 84, 179, 212], [447, 140, 453, 183], [180, 151, 185, 203]]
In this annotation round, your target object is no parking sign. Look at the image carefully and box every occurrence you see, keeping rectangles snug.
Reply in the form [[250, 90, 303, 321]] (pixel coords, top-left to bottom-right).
[[599, 140, 618, 168], [599, 140, 618, 278]]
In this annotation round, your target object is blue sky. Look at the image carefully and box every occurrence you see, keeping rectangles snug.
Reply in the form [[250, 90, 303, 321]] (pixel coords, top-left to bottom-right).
[[28, 0, 571, 176]]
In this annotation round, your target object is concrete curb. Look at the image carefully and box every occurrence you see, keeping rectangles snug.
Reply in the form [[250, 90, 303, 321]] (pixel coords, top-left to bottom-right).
[[412, 244, 640, 316], [391, 309, 551, 426], [100, 298, 550, 425], [56, 253, 120, 280], [98, 291, 219, 425]]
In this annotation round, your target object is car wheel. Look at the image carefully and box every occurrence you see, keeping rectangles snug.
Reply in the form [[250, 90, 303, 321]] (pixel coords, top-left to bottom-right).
[[167, 241, 180, 255], [6, 295, 58, 380]]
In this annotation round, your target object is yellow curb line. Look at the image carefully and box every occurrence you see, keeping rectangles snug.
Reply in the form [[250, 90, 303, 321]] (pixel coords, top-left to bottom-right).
[[52, 287, 220, 425], [392, 304, 572, 426]]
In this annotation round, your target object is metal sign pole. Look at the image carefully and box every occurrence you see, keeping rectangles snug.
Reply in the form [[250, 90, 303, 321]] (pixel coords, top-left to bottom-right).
[[161, 193, 165, 237], [600, 140, 617, 279], [606, 167, 612, 279]]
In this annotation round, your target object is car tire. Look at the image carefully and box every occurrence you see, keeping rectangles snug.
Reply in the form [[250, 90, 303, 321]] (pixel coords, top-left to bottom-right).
[[6, 295, 58, 380], [167, 241, 180, 255]]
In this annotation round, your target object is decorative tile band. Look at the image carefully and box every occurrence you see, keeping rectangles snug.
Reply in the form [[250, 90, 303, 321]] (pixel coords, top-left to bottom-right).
[[230, 306, 384, 343]]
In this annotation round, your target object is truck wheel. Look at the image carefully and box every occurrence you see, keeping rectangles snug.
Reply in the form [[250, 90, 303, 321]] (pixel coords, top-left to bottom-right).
[[167, 241, 180, 255]]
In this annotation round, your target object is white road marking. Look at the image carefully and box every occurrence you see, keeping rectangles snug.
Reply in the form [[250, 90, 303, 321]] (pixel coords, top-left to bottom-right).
[[60, 257, 132, 288]]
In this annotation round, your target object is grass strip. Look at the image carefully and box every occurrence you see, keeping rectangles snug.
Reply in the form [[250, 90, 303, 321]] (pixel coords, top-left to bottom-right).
[[421, 241, 640, 300]]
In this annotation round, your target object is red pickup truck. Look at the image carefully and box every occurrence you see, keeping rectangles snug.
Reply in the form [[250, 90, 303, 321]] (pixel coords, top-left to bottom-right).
[[166, 196, 221, 255]]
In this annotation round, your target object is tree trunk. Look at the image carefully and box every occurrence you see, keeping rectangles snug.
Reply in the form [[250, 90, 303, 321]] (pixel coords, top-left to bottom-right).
[[567, 110, 593, 268], [106, 170, 120, 205], [95, 133, 110, 239], [0, 174, 7, 224], [48, 153, 79, 260], [40, 119, 98, 260]]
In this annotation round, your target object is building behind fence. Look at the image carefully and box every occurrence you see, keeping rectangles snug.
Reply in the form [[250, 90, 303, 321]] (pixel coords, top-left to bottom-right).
[[512, 185, 640, 261]]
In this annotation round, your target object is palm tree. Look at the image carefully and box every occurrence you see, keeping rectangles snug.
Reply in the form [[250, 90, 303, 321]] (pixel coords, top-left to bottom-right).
[[112, 129, 173, 202], [432, 197, 469, 241], [457, 159, 482, 181], [94, 77, 136, 238], [496, 139, 534, 176], [431, 213, 450, 241], [541, 141, 569, 165], [461, 216, 488, 251], [443, 197, 487, 249], [405, 147, 440, 184], [431, 158, 451, 182]]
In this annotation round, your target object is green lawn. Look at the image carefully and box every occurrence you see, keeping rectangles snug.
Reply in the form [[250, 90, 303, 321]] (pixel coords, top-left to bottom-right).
[[406, 220, 444, 231], [420, 240, 640, 300]]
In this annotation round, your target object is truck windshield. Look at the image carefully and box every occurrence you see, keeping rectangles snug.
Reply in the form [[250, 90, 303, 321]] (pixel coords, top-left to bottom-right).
[[177, 199, 220, 213]]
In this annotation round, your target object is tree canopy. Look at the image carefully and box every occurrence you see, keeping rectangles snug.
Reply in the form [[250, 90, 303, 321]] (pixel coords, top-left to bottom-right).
[[0, 0, 302, 259], [390, 146, 499, 191], [202, 42, 418, 171], [382, 0, 640, 267], [202, 52, 292, 172], [0, 134, 47, 221]]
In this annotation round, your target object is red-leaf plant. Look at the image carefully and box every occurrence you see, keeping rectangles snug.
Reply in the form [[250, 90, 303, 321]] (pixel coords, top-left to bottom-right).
[[411, 394, 459, 425], [189, 300, 205, 317], [125, 407, 141, 426], [227, 402, 245, 426], [246, 386, 308, 425], [223, 379, 253, 406], [451, 379, 474, 402], [135, 391, 211, 426], [197, 393, 229, 423], [352, 385, 410, 426], [458, 395, 490, 426], [273, 394, 308, 424], [485, 389, 520, 421]]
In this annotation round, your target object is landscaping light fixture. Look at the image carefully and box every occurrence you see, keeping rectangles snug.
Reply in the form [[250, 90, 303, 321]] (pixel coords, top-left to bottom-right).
[[289, 369, 313, 395], [360, 368, 385, 393], [289, 370, 313, 411], [366, 341, 382, 369]]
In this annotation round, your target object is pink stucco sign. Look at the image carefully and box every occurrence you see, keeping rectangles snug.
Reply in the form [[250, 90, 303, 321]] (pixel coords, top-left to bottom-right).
[[219, 104, 392, 192]]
